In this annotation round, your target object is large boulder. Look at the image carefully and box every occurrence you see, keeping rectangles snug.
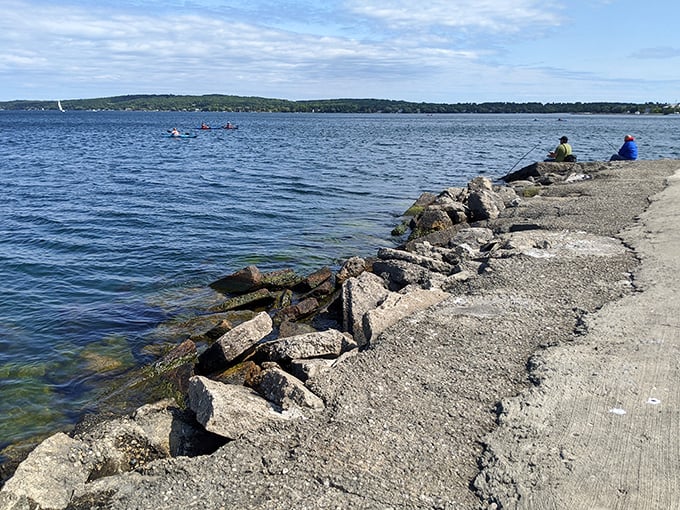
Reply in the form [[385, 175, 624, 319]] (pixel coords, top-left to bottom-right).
[[377, 247, 457, 275], [260, 268, 304, 290], [295, 267, 332, 292], [468, 176, 494, 192], [363, 288, 449, 344], [412, 208, 454, 237], [493, 185, 521, 208], [209, 265, 262, 294], [0, 433, 89, 510], [372, 258, 436, 290], [0, 398, 215, 510], [437, 186, 467, 202], [501, 161, 588, 183], [74, 406, 197, 482], [467, 189, 505, 221], [402, 225, 465, 252], [432, 196, 469, 224], [501, 162, 542, 182], [129, 399, 214, 459], [197, 311, 273, 374], [255, 366, 325, 410], [341, 271, 390, 346], [188, 376, 288, 439], [335, 256, 368, 287], [288, 358, 335, 382], [259, 329, 356, 363], [403, 192, 437, 216], [153, 339, 196, 371]]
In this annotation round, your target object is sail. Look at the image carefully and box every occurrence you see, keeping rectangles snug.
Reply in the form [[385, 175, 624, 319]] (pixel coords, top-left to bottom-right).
[[57, 100, 65, 112]]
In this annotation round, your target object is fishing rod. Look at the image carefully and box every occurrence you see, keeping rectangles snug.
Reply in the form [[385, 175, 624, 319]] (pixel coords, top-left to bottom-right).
[[507, 142, 542, 173], [598, 134, 618, 152]]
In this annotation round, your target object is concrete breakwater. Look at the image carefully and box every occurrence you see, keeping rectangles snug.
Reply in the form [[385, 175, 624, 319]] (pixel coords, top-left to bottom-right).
[[1, 159, 679, 509]]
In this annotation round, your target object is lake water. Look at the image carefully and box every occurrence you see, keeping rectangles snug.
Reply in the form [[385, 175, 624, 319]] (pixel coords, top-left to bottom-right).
[[1, 110, 678, 456]]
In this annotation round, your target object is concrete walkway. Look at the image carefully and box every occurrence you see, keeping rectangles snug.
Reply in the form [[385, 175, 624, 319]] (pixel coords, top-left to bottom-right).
[[478, 166, 680, 509]]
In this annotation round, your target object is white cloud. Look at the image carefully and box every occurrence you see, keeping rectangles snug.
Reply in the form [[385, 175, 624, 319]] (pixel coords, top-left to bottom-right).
[[631, 47, 680, 60], [1, 0, 678, 103], [345, 0, 562, 32], [1, 0, 491, 99]]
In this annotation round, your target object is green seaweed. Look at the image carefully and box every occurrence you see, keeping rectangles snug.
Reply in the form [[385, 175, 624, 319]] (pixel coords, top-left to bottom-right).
[[391, 221, 409, 236], [403, 204, 425, 217], [79, 334, 135, 375], [0, 374, 66, 444], [522, 187, 541, 198]]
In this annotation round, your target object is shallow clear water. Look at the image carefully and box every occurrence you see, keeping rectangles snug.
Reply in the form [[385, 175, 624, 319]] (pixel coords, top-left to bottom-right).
[[1, 110, 678, 450]]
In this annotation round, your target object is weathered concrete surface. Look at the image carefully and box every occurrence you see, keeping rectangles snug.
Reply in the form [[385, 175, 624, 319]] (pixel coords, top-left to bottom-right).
[[5, 160, 680, 510], [1, 433, 89, 509], [476, 164, 680, 509]]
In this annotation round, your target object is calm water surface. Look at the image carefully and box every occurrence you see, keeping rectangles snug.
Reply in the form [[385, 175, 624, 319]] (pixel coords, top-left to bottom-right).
[[1, 111, 678, 452]]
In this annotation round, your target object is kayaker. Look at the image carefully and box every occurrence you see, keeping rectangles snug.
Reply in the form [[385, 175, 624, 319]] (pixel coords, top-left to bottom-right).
[[170, 127, 181, 137], [201, 122, 210, 129]]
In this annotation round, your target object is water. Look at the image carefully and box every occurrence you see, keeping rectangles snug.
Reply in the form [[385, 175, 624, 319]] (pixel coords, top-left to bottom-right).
[[1, 111, 678, 454]]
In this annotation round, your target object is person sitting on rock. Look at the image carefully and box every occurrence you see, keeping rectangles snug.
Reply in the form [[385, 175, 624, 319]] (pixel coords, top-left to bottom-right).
[[610, 134, 638, 161], [546, 136, 574, 162]]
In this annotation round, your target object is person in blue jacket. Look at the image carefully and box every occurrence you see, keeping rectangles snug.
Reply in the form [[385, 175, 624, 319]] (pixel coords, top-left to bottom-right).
[[610, 134, 638, 161]]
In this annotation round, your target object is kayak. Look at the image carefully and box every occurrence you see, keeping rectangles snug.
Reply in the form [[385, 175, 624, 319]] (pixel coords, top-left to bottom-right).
[[165, 133, 197, 138], [222, 126, 238, 130]]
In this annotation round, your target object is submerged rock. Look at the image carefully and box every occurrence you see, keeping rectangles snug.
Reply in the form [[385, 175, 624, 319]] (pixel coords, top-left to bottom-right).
[[208, 288, 275, 312], [209, 265, 263, 294]]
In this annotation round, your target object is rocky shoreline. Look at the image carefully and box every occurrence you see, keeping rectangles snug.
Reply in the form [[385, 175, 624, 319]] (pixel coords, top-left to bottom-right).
[[1, 159, 678, 509]]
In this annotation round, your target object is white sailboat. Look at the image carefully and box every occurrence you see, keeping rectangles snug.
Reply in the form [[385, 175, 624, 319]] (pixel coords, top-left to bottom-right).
[[57, 100, 65, 112]]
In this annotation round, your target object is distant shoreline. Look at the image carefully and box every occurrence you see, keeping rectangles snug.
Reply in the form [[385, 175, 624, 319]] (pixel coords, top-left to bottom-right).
[[1, 94, 678, 115]]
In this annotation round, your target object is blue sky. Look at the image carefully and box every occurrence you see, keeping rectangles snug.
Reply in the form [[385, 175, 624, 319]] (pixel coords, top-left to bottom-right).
[[2, 0, 679, 103]]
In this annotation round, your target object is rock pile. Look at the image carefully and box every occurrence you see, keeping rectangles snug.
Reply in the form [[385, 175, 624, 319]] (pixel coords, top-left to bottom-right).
[[393, 175, 521, 240], [0, 174, 558, 510], [500, 160, 611, 186]]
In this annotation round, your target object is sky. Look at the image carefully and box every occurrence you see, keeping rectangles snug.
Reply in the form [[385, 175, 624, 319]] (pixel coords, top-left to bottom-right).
[[1, 0, 679, 103]]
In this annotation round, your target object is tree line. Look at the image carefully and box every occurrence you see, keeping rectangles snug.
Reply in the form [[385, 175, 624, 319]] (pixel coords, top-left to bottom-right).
[[1, 94, 678, 114]]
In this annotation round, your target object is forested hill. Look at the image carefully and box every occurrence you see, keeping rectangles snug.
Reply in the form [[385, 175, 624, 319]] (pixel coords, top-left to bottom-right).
[[1, 94, 678, 114]]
